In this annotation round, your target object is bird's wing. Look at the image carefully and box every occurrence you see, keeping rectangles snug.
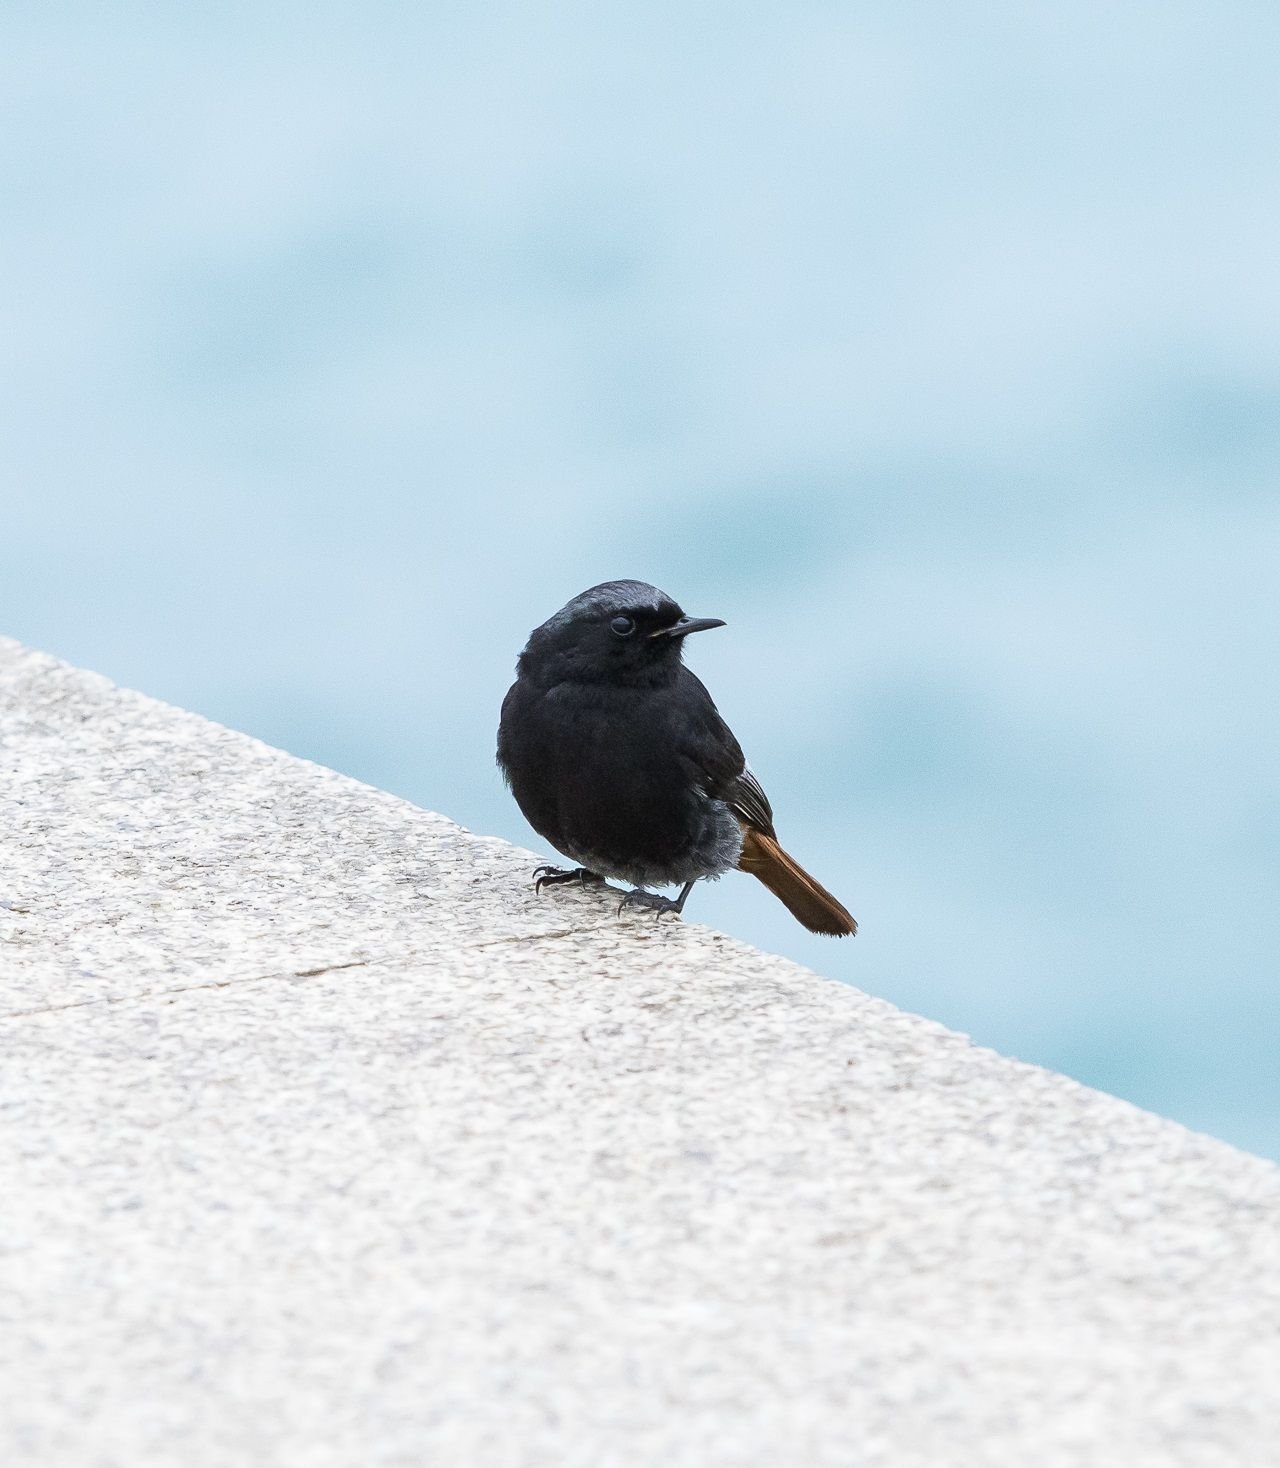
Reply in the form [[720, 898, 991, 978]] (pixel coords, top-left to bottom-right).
[[729, 761, 776, 837], [674, 671, 777, 839]]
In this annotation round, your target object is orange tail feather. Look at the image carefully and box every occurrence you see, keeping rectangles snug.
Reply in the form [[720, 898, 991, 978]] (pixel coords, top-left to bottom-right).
[[737, 827, 857, 936]]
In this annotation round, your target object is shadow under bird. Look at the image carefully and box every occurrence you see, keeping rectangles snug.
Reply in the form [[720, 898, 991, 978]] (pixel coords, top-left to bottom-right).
[[496, 580, 856, 936]]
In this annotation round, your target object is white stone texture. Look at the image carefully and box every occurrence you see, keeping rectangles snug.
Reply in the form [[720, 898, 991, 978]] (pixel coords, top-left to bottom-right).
[[2, 636, 1278, 1467]]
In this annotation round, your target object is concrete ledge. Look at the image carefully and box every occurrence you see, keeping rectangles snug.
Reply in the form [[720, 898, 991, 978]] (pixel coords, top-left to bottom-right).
[[3, 635, 1279, 1467]]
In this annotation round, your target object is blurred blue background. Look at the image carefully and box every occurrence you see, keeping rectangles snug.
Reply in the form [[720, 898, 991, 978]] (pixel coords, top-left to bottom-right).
[[3, 3, 1278, 1155]]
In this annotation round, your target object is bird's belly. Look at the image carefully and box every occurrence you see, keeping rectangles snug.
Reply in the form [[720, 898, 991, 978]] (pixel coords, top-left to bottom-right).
[[555, 756, 741, 887], [560, 804, 742, 888]]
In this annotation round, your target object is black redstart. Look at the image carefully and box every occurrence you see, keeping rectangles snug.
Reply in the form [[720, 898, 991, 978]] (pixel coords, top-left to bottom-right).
[[496, 580, 856, 935]]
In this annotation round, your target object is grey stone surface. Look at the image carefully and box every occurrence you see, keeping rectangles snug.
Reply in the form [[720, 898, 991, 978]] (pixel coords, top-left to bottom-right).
[[2, 635, 1279, 1468]]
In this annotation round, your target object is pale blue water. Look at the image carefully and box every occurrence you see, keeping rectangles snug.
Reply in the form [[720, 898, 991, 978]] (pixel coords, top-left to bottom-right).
[[4, 5, 1278, 1156]]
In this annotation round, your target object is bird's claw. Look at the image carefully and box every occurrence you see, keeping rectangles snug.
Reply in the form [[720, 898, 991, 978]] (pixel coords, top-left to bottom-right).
[[532, 865, 604, 895], [616, 888, 683, 921]]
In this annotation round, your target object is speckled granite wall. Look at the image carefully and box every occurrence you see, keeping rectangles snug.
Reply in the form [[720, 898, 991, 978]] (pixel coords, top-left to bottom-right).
[[3, 635, 1279, 1468]]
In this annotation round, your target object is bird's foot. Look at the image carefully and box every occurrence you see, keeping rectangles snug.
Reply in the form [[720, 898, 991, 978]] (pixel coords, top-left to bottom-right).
[[532, 865, 605, 895], [617, 887, 684, 921]]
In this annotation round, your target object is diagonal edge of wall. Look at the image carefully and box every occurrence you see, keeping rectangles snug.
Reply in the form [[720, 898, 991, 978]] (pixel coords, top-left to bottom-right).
[[3, 634, 1278, 1468]]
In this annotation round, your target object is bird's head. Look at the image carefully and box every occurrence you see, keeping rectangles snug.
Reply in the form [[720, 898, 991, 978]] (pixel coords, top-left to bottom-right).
[[518, 580, 725, 688]]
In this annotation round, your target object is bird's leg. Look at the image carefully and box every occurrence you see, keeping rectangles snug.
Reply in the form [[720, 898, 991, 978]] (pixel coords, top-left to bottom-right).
[[532, 865, 605, 894], [617, 880, 698, 921]]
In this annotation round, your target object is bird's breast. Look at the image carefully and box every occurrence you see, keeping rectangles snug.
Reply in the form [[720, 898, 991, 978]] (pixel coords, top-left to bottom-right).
[[502, 680, 732, 882]]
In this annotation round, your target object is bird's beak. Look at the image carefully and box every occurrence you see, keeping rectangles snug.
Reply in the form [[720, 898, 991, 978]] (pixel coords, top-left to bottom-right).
[[651, 616, 726, 640]]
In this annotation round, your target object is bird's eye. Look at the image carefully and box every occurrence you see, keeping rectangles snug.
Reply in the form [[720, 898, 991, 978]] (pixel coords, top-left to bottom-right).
[[610, 615, 636, 637]]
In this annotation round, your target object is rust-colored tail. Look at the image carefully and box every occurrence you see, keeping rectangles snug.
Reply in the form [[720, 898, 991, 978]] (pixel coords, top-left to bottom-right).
[[737, 826, 857, 936]]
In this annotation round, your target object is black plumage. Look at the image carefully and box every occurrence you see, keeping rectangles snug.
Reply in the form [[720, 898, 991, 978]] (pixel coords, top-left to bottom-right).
[[496, 580, 856, 934]]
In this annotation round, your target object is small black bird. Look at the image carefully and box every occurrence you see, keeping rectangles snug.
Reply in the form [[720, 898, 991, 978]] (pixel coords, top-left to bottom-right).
[[496, 580, 856, 935]]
